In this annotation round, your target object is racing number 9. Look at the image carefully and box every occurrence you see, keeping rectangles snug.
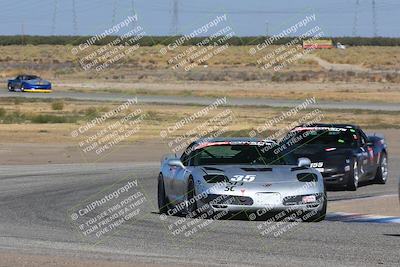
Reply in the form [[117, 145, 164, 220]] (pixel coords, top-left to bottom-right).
[[231, 175, 256, 182]]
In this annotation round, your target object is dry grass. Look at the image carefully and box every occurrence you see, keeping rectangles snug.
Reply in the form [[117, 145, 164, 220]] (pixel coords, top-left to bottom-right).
[[1, 98, 399, 144], [1, 45, 399, 81], [314, 46, 400, 70], [55, 80, 400, 104]]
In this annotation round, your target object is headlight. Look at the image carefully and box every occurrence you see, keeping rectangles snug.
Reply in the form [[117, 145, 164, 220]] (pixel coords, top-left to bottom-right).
[[297, 173, 318, 182]]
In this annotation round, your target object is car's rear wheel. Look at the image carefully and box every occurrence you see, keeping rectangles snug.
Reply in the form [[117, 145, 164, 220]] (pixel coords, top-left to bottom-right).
[[374, 152, 388, 184], [158, 173, 168, 214], [7, 83, 13, 92], [20, 84, 25, 92], [347, 159, 359, 191]]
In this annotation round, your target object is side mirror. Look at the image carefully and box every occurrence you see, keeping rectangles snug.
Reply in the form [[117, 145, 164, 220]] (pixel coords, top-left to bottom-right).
[[167, 159, 185, 168], [298, 157, 311, 167]]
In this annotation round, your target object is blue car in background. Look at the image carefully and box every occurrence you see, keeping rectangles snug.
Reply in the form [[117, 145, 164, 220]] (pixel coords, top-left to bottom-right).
[[8, 75, 52, 93]]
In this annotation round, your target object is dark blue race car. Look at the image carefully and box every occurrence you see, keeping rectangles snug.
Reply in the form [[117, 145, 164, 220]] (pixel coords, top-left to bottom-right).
[[8, 75, 52, 93], [283, 123, 388, 191]]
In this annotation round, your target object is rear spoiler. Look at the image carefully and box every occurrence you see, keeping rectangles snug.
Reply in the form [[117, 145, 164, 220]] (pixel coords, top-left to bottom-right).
[[366, 132, 384, 139]]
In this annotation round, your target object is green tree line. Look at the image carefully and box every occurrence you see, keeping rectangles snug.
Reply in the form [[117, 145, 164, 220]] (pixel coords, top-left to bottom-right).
[[0, 35, 399, 46]]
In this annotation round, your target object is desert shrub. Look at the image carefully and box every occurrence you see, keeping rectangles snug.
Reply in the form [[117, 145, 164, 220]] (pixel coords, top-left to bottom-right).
[[51, 101, 64, 110], [30, 114, 78, 123]]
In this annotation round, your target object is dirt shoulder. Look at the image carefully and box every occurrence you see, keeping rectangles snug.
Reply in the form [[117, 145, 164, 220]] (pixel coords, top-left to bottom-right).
[[1, 128, 399, 166]]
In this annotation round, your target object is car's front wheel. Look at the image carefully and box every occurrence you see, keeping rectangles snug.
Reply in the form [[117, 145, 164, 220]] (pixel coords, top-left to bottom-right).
[[158, 173, 168, 214], [7, 83, 13, 92], [347, 159, 359, 191], [186, 177, 198, 216], [374, 152, 388, 184]]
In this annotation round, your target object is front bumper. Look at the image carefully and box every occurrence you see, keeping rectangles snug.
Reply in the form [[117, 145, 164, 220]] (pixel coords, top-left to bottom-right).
[[321, 169, 350, 186], [22, 84, 52, 92], [23, 89, 52, 93], [198, 192, 325, 213]]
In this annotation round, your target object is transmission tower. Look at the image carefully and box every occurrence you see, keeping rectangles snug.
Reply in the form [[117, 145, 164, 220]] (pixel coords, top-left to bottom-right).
[[372, 0, 377, 37], [72, 0, 78, 35], [51, 0, 58, 35], [112, 0, 118, 25], [131, 0, 138, 30], [170, 0, 179, 35], [352, 0, 359, 36]]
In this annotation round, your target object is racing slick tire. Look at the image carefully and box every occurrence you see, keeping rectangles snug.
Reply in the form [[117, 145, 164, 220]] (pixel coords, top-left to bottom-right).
[[374, 152, 388, 184], [186, 177, 199, 217], [302, 193, 327, 222], [158, 173, 169, 214], [347, 158, 359, 191]]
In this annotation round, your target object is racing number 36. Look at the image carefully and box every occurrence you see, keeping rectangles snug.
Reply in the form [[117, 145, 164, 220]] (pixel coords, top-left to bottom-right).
[[231, 175, 256, 182]]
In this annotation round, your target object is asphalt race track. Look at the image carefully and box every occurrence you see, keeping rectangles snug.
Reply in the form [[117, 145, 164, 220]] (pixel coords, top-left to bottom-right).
[[2, 91, 400, 111], [0, 163, 399, 266]]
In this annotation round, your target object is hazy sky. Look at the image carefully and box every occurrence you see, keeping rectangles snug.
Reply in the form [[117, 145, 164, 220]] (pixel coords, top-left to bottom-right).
[[0, 0, 399, 37]]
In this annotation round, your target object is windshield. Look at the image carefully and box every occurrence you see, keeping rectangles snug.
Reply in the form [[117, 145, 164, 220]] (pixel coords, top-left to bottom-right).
[[25, 75, 39, 80], [289, 128, 358, 148], [189, 144, 295, 166]]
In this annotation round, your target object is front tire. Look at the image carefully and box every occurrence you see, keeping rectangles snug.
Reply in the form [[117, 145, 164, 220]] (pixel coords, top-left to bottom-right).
[[374, 153, 388, 184], [347, 159, 359, 191], [7, 83, 13, 92], [158, 173, 168, 214], [186, 177, 198, 216]]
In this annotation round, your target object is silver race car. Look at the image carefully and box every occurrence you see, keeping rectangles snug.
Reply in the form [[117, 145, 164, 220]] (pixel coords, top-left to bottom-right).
[[158, 138, 327, 222]]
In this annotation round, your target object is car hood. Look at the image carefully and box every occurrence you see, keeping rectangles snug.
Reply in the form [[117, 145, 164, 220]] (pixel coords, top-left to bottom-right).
[[25, 79, 50, 85], [198, 165, 308, 183], [288, 145, 353, 163]]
